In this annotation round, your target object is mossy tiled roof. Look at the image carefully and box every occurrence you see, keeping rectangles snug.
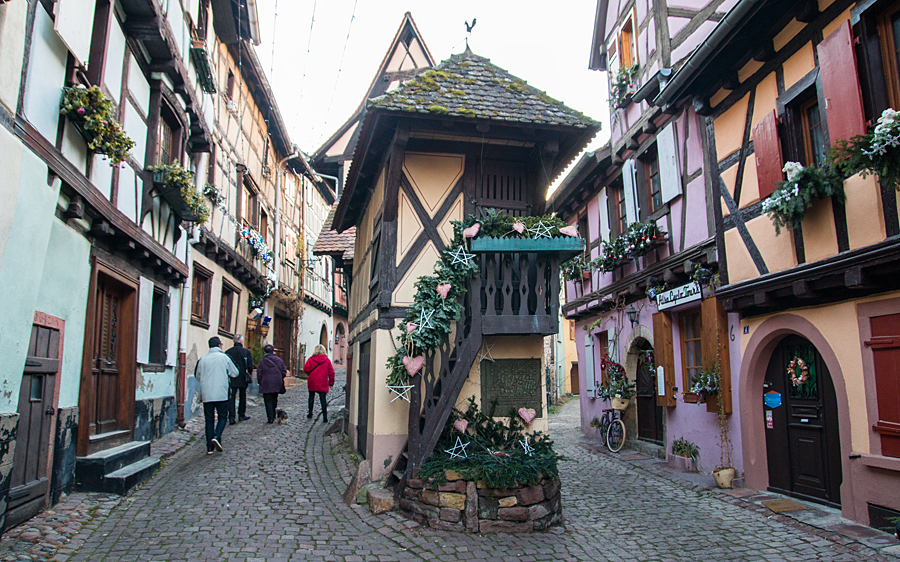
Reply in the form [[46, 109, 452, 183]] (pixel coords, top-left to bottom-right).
[[368, 48, 597, 129]]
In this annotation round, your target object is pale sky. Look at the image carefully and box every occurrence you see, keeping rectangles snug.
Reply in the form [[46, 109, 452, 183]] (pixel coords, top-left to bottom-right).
[[254, 0, 610, 190]]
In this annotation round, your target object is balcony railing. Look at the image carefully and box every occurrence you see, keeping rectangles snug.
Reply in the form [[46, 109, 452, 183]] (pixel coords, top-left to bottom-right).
[[469, 237, 582, 336]]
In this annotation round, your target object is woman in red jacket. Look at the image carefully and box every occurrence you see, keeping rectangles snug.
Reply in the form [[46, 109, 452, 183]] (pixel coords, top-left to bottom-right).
[[304, 345, 335, 423]]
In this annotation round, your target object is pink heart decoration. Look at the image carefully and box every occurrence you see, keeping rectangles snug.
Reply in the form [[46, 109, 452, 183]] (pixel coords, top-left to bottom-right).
[[436, 283, 452, 299], [512, 222, 525, 234], [402, 355, 425, 376], [406, 322, 418, 334], [463, 223, 481, 238], [559, 225, 578, 237], [518, 407, 537, 425], [453, 419, 469, 433]]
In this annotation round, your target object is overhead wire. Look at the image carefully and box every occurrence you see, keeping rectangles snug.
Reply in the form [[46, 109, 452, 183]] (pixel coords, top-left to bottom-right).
[[293, 0, 318, 145], [316, 0, 359, 146]]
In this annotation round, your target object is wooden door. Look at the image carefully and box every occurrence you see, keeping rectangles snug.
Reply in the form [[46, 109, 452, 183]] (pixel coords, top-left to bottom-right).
[[636, 344, 664, 444], [6, 325, 59, 529], [570, 363, 579, 395], [764, 336, 842, 506], [356, 341, 370, 458], [273, 313, 291, 368], [79, 267, 137, 456]]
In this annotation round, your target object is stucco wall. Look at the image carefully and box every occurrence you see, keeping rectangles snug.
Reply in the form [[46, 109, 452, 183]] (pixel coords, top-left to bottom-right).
[[0, 1, 27, 114]]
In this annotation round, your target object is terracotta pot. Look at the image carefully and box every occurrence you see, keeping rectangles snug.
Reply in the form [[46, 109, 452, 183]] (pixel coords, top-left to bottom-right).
[[668, 454, 698, 473], [713, 467, 736, 489], [611, 397, 629, 411], [582, 270, 591, 280], [683, 393, 701, 404]]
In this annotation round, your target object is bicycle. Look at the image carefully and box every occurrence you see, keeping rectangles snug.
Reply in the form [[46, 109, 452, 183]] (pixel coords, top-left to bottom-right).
[[597, 408, 626, 453]]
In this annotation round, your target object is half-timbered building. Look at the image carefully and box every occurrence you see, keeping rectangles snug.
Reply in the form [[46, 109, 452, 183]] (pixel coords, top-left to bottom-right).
[[333, 48, 598, 479], [655, 0, 900, 527], [552, 0, 741, 473]]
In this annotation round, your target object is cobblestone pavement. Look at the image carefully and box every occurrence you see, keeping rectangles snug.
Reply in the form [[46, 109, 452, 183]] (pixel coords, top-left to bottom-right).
[[5, 374, 900, 561]]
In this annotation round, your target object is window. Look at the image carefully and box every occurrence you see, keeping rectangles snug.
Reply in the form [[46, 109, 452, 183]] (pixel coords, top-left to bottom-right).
[[240, 177, 258, 227], [219, 282, 236, 335], [681, 310, 703, 393], [642, 147, 662, 214], [878, 2, 900, 109], [260, 209, 269, 242], [226, 70, 235, 101], [800, 98, 827, 168], [578, 214, 590, 262], [148, 288, 168, 364], [619, 17, 635, 69], [615, 183, 627, 237], [191, 264, 212, 326], [156, 118, 174, 166], [196, 0, 209, 38]]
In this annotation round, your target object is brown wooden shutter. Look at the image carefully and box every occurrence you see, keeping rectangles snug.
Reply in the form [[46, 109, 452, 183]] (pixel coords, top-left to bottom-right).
[[653, 311, 676, 407], [868, 314, 900, 457], [701, 297, 732, 415], [753, 110, 784, 200], [818, 20, 867, 144]]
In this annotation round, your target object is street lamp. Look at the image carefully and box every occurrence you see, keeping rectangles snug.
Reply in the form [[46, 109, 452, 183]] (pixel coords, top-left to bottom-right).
[[626, 304, 639, 328]]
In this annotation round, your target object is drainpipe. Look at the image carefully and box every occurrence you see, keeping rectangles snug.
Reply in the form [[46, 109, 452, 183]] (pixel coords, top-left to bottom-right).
[[274, 144, 299, 291], [178, 226, 202, 426]]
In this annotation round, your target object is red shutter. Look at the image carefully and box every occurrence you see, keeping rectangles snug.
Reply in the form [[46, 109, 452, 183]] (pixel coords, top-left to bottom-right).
[[753, 110, 783, 200], [870, 314, 900, 457], [818, 20, 867, 144]]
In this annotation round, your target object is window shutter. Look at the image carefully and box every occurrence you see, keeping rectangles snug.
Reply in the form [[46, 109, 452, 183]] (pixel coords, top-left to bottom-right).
[[658, 122, 682, 203], [622, 159, 638, 225], [818, 20, 866, 145], [652, 311, 676, 407], [137, 278, 155, 364], [54, 0, 97, 66], [598, 188, 611, 242], [753, 110, 784, 200], [166, 288, 179, 367], [583, 334, 596, 399], [701, 297, 732, 414]]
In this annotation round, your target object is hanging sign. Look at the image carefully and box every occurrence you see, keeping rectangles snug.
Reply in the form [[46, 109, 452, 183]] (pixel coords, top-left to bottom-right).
[[765, 410, 774, 429], [764, 391, 782, 409], [656, 282, 702, 311]]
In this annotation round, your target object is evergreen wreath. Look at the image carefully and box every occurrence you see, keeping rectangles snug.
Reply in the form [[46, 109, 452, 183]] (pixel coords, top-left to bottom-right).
[[787, 356, 809, 387]]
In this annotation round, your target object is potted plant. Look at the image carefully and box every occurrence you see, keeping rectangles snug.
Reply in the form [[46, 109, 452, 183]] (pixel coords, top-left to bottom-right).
[[147, 164, 210, 224], [762, 161, 844, 235], [562, 255, 589, 281], [59, 85, 135, 166], [690, 364, 720, 406], [830, 107, 900, 192], [708, 360, 736, 489], [597, 354, 635, 410], [202, 183, 224, 207], [609, 64, 640, 109], [670, 436, 699, 472]]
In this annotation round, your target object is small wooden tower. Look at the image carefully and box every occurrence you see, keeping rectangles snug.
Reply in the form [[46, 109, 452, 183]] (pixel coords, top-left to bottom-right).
[[333, 47, 599, 479]]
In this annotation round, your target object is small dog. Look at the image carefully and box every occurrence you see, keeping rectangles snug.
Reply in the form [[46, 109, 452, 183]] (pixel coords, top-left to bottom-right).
[[275, 409, 288, 424]]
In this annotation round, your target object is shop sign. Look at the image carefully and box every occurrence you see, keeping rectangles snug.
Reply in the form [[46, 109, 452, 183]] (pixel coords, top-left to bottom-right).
[[766, 410, 774, 429], [764, 391, 782, 409], [656, 282, 702, 311]]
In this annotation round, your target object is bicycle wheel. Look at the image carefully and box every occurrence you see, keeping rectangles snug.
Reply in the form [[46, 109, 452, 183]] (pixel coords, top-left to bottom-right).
[[606, 419, 625, 453], [598, 414, 610, 447]]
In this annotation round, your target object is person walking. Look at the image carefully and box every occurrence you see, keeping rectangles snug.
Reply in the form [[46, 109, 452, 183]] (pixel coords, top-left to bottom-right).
[[225, 334, 254, 424], [257, 344, 286, 424], [195, 336, 238, 454], [304, 344, 335, 423]]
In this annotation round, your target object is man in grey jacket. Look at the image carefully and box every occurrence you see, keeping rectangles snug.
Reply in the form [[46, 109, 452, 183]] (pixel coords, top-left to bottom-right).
[[195, 336, 239, 454]]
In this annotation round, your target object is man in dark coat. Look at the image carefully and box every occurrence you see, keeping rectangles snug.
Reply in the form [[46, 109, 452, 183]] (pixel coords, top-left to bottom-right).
[[257, 344, 287, 424], [225, 334, 254, 424]]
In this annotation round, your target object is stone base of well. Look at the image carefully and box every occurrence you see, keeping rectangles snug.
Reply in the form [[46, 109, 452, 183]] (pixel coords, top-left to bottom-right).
[[399, 471, 563, 533]]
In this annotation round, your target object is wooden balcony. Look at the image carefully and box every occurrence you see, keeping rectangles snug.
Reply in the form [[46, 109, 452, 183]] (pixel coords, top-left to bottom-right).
[[469, 237, 582, 336]]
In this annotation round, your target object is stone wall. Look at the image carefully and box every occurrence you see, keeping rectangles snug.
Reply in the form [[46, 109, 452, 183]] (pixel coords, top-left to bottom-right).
[[0, 413, 18, 533], [133, 396, 176, 442], [50, 407, 78, 504], [400, 471, 562, 533]]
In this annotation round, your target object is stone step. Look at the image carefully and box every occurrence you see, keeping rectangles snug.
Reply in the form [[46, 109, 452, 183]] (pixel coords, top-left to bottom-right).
[[75, 441, 151, 492], [392, 469, 404, 481], [103, 456, 161, 495]]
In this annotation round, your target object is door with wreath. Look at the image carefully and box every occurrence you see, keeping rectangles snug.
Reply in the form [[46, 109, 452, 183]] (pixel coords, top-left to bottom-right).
[[763, 335, 842, 506]]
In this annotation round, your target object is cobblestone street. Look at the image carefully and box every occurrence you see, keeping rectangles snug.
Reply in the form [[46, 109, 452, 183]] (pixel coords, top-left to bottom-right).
[[3, 375, 899, 561]]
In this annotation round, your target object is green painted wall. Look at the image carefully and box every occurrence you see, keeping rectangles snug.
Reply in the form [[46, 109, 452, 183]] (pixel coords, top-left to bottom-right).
[[36, 220, 91, 409], [0, 147, 61, 413]]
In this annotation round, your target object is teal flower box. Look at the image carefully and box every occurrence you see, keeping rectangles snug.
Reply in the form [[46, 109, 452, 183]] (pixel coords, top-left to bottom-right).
[[470, 236, 584, 259]]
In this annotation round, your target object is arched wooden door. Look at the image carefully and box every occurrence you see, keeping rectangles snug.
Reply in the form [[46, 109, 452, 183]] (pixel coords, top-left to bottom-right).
[[764, 335, 842, 506]]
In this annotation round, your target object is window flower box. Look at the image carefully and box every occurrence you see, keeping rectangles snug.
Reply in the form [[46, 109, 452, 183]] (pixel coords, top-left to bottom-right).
[[148, 164, 209, 224]]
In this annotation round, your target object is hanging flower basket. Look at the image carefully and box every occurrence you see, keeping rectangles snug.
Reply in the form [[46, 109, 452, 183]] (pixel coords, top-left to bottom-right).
[[148, 164, 210, 224], [60, 85, 134, 166]]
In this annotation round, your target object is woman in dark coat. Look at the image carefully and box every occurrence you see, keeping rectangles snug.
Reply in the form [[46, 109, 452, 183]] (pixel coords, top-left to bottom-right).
[[304, 344, 335, 423], [257, 344, 287, 424]]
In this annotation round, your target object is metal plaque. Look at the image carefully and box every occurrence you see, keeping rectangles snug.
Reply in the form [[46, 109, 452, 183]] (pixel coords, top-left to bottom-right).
[[480, 359, 543, 418]]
